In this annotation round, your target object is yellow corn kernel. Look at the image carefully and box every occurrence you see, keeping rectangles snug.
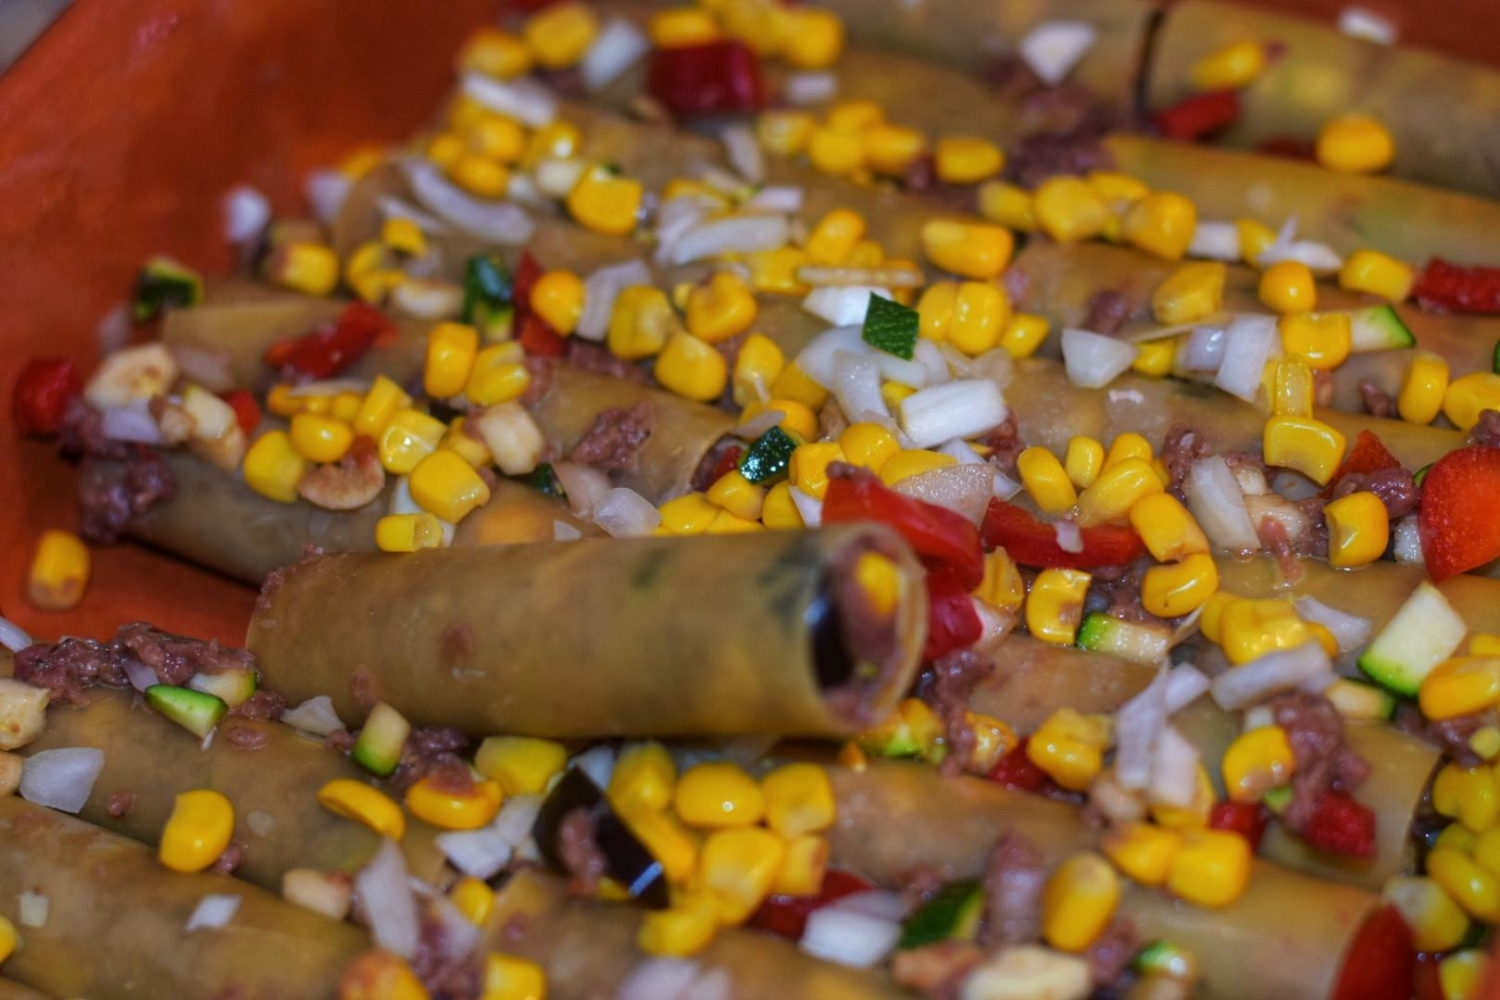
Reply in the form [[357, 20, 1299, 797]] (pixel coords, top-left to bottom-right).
[[1088, 170, 1150, 211], [761, 482, 803, 530], [377, 409, 447, 475], [480, 952, 546, 1000], [1167, 829, 1251, 908], [865, 124, 928, 177], [523, 121, 582, 170], [805, 210, 867, 266], [1280, 312, 1352, 370], [530, 271, 584, 336], [465, 115, 527, 167], [1042, 852, 1120, 952], [1027, 570, 1093, 647], [650, 8, 720, 47], [339, 950, 430, 1000], [1433, 764, 1500, 834], [1398, 350, 1450, 425], [1018, 446, 1078, 514], [1339, 249, 1414, 302], [1102, 822, 1182, 887], [1122, 193, 1198, 261], [769, 362, 829, 410], [707, 470, 767, 521], [1103, 432, 1153, 469], [1476, 826, 1500, 875], [756, 110, 817, 158], [424, 322, 480, 399], [475, 736, 568, 796], [731, 333, 785, 407], [1323, 491, 1390, 569], [696, 827, 787, 924], [243, 430, 308, 503], [1271, 357, 1315, 418], [354, 376, 413, 438], [1316, 112, 1395, 175], [976, 181, 1035, 232], [1474, 635, 1500, 656], [916, 281, 959, 345], [406, 775, 504, 831], [467, 344, 532, 407], [1423, 658, 1500, 722], [567, 167, 643, 236], [268, 242, 340, 296], [760, 763, 836, 839], [1129, 493, 1209, 561], [851, 551, 903, 618], [1443, 372, 1500, 432], [770, 833, 829, 897], [879, 448, 957, 486], [1439, 823, 1480, 855], [975, 548, 1026, 612], [659, 492, 720, 536], [789, 442, 846, 499], [1439, 950, 1487, 1000], [746, 247, 810, 298], [449, 155, 511, 200], [838, 422, 901, 474], [675, 762, 765, 829], [657, 333, 729, 403], [264, 384, 312, 417], [1258, 260, 1317, 314], [608, 741, 678, 815], [881, 381, 916, 408], [1151, 764, 1216, 831], [26, 529, 90, 612], [781, 8, 845, 69], [288, 413, 355, 465], [1033, 177, 1108, 244], [1233, 217, 1276, 264], [1077, 458, 1162, 526], [381, 217, 428, 258], [1028, 710, 1110, 793], [825, 99, 883, 133], [1197, 594, 1238, 646], [999, 313, 1049, 359], [624, 808, 699, 886], [935, 135, 1004, 185], [1152, 261, 1225, 324], [1263, 416, 1346, 485], [1141, 553, 1219, 618], [1216, 598, 1313, 664], [329, 392, 364, 424], [948, 282, 1010, 356], [1384, 876, 1471, 953], [1221, 726, 1296, 803], [459, 27, 533, 80], [523, 1, 598, 68], [1130, 338, 1176, 378], [158, 789, 235, 874], [706, 509, 764, 535], [608, 286, 680, 361], [450, 877, 496, 927], [1189, 40, 1267, 90], [638, 896, 719, 957], [686, 272, 758, 344], [921, 219, 1013, 280], [428, 131, 467, 171], [1062, 437, 1105, 491], [375, 513, 446, 553], [807, 126, 866, 176], [1428, 846, 1500, 922], [0, 914, 16, 966]]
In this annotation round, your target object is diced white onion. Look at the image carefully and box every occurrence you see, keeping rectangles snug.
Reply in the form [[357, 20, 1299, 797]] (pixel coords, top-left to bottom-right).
[[829, 890, 907, 922], [185, 894, 241, 932], [304, 169, 352, 225], [912, 339, 952, 387], [402, 159, 535, 246], [618, 958, 703, 1000], [1019, 21, 1099, 86], [222, 185, 270, 245], [668, 215, 789, 265], [553, 462, 614, 519], [437, 825, 514, 880], [790, 488, 824, 528], [1393, 515, 1424, 565], [593, 488, 662, 537], [100, 402, 165, 445], [721, 124, 765, 184], [892, 464, 995, 526], [1258, 238, 1343, 274], [171, 344, 236, 394], [938, 438, 986, 466], [279, 696, 345, 738], [376, 195, 451, 234], [581, 17, 650, 91], [0, 616, 34, 654], [18, 891, 48, 928], [746, 186, 803, 213], [1051, 520, 1083, 554], [992, 468, 1023, 501], [355, 839, 420, 959], [1164, 666, 1211, 714], [1211, 642, 1334, 711], [571, 745, 617, 790], [1061, 328, 1137, 388], [970, 598, 1016, 653], [797, 326, 925, 391], [898, 379, 1007, 449], [554, 521, 584, 542], [802, 287, 892, 327], [122, 658, 158, 692], [785, 71, 838, 105], [1149, 725, 1202, 809], [19, 748, 105, 814], [1181, 325, 1228, 373], [653, 196, 712, 264], [461, 73, 558, 126], [1115, 667, 1169, 790], [391, 279, 463, 321], [578, 260, 654, 341], [1188, 220, 1241, 261], [1186, 456, 1260, 552], [493, 794, 544, 850], [684, 968, 731, 1000], [832, 352, 890, 424], [1213, 314, 1279, 401], [1294, 597, 1372, 653], [800, 908, 901, 968], [1339, 6, 1398, 43], [534, 157, 589, 199]]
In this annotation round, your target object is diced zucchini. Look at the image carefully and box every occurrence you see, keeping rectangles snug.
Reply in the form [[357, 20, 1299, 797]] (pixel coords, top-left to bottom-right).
[[351, 702, 411, 777], [133, 257, 203, 321], [899, 879, 984, 949], [145, 685, 228, 738], [862, 295, 919, 360], [186, 668, 259, 709], [1134, 940, 1193, 976], [1357, 581, 1468, 696], [462, 253, 515, 342], [1076, 614, 1172, 665], [1414, 463, 1433, 488], [1262, 785, 1294, 815], [1324, 678, 1398, 721], [1347, 304, 1416, 352], [738, 426, 798, 484]]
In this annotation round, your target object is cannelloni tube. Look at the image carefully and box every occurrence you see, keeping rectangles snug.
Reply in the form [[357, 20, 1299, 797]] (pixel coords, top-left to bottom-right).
[[248, 525, 928, 738], [825, 762, 1381, 1000], [482, 870, 910, 1000], [0, 981, 52, 1000], [0, 798, 365, 1000]]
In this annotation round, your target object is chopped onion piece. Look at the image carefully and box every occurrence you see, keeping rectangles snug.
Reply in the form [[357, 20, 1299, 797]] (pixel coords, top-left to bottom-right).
[[970, 598, 1015, 653], [554, 521, 583, 542], [1211, 642, 1334, 711], [578, 259, 654, 342], [1213, 315, 1279, 401], [685, 967, 731, 1000], [1061, 328, 1137, 388], [802, 286, 892, 327], [832, 352, 890, 424], [100, 402, 165, 445], [581, 17, 650, 91], [1393, 515, 1424, 565], [304, 169, 352, 225], [0, 616, 34, 654], [668, 215, 789, 265], [1339, 6, 1398, 43], [20, 748, 105, 814], [797, 326, 902, 389], [912, 339, 951, 387], [185, 894, 241, 932], [746, 186, 803, 213], [1188, 220, 1241, 261], [355, 839, 420, 959], [493, 794, 544, 852], [402, 159, 535, 246], [437, 825, 513, 880], [1115, 667, 1169, 790], [1294, 597, 1372, 653], [992, 468, 1023, 501], [1150, 725, 1201, 809], [571, 745, 616, 790], [1054, 520, 1084, 554], [123, 658, 158, 692], [1186, 456, 1260, 552], [553, 462, 614, 519], [721, 124, 765, 184], [893, 464, 994, 525], [222, 185, 270, 245], [654, 196, 712, 263], [1019, 21, 1099, 86], [790, 487, 824, 528], [785, 71, 838, 105], [1164, 666, 1211, 714], [800, 908, 901, 968], [461, 73, 558, 126], [1182, 325, 1228, 373], [898, 379, 1007, 449], [376, 195, 450, 234], [535, 157, 589, 199], [619, 958, 702, 1000], [593, 488, 662, 537], [280, 696, 345, 738], [938, 438, 986, 466], [171, 344, 236, 394], [830, 890, 907, 922], [18, 891, 48, 928]]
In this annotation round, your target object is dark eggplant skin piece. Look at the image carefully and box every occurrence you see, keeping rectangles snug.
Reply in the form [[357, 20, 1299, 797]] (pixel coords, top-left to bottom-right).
[[532, 767, 670, 909]]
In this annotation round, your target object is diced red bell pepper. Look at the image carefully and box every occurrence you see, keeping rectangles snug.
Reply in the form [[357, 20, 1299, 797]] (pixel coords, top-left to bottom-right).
[[980, 499, 1146, 570], [220, 388, 262, 437], [1325, 429, 1401, 499], [1414, 258, 1500, 315], [709, 445, 746, 485], [1209, 801, 1270, 852], [12, 358, 83, 438], [263, 303, 394, 380], [1414, 956, 1444, 1000], [646, 41, 765, 118], [1299, 790, 1377, 858], [1419, 446, 1500, 582], [1331, 905, 1415, 1000], [987, 738, 1051, 794], [823, 472, 985, 588], [924, 569, 983, 661], [1151, 89, 1242, 142], [511, 251, 543, 322], [749, 868, 876, 940], [517, 314, 567, 358]]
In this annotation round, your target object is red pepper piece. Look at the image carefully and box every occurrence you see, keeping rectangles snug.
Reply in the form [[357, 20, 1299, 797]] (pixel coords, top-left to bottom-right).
[[1331, 905, 1416, 1000], [987, 738, 1051, 794], [1419, 446, 1500, 582], [1151, 89, 1242, 142], [1324, 429, 1401, 499], [517, 314, 567, 358], [1299, 790, 1377, 858], [923, 568, 983, 661], [709, 445, 746, 485], [263, 303, 393, 380], [1208, 801, 1269, 851], [824, 472, 984, 588], [1414, 258, 1500, 315], [511, 251, 543, 322], [12, 358, 83, 437], [646, 41, 765, 118], [1413, 956, 1444, 1000], [220, 388, 262, 437], [749, 868, 876, 940], [980, 499, 1146, 570]]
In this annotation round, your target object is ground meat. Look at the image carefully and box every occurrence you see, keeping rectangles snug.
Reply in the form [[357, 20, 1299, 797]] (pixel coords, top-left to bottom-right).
[[919, 650, 996, 776], [1085, 559, 1153, 624], [1270, 692, 1370, 832], [210, 842, 247, 875], [1159, 424, 1210, 500], [690, 438, 742, 492], [564, 342, 652, 384], [105, 791, 136, 817], [229, 689, 288, 721], [565, 402, 654, 473], [1312, 368, 1335, 407], [13, 636, 129, 705], [78, 446, 178, 544], [59, 398, 126, 460], [1357, 379, 1397, 419], [391, 726, 474, 793], [325, 729, 357, 754], [517, 356, 554, 409], [902, 155, 981, 212], [1084, 919, 1141, 988], [224, 724, 270, 751], [1293, 497, 1330, 558], [890, 941, 984, 998], [348, 667, 381, 712], [1399, 705, 1491, 767], [116, 622, 254, 687], [1468, 409, 1500, 449], [1004, 105, 1125, 189], [818, 398, 851, 443], [1332, 467, 1419, 519], [410, 907, 483, 1000], [979, 414, 1023, 477], [979, 832, 1047, 948], [1082, 291, 1139, 337], [557, 808, 607, 898]]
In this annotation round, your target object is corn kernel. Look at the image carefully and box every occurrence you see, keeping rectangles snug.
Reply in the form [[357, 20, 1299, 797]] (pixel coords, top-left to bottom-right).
[[1027, 570, 1093, 647], [1034, 177, 1108, 244], [760, 763, 836, 839], [789, 442, 846, 499], [921, 219, 1013, 280], [1077, 457, 1162, 526], [825, 99, 883, 133], [287, 413, 354, 465], [879, 448, 957, 486], [1000, 313, 1049, 359], [977, 180, 1035, 231], [449, 155, 511, 199], [1263, 416, 1346, 485], [1151, 765, 1216, 830], [1280, 312, 1352, 370], [1132, 338, 1177, 377], [881, 381, 916, 408], [781, 8, 844, 69], [805, 210, 867, 266], [1217, 598, 1314, 664], [1236, 217, 1278, 263], [865, 124, 928, 177], [771, 834, 829, 897], [1167, 829, 1251, 908], [1421, 658, 1500, 724], [756, 111, 817, 158], [769, 362, 829, 410], [623, 808, 698, 886], [916, 281, 959, 345], [1123, 193, 1198, 261], [935, 136, 1004, 185], [675, 762, 764, 829], [747, 247, 812, 297], [1323, 490, 1390, 569], [838, 422, 901, 473], [731, 334, 785, 407], [338, 950, 430, 1000], [1271, 357, 1315, 418], [706, 509, 764, 535], [1221, 726, 1296, 803], [1339, 250, 1414, 302], [243, 430, 308, 503], [1042, 852, 1120, 952], [428, 131, 467, 171], [1385, 876, 1472, 953], [1061, 437, 1105, 490], [459, 27, 533, 80], [638, 897, 719, 957], [523, 121, 582, 169], [659, 492, 720, 536], [1129, 493, 1209, 561], [1102, 822, 1182, 887], [1439, 823, 1480, 855], [450, 877, 496, 926], [947, 282, 1010, 356], [707, 470, 767, 521], [528, 270, 584, 336], [1475, 826, 1500, 875], [377, 409, 447, 475], [1018, 446, 1078, 514], [406, 775, 504, 831], [1258, 261, 1317, 314], [608, 286, 680, 361], [1428, 846, 1500, 921], [1443, 372, 1500, 432], [26, 529, 90, 612], [1439, 950, 1487, 1000], [1152, 261, 1225, 324], [375, 513, 446, 552], [657, 333, 729, 403], [1398, 350, 1450, 425], [268, 242, 340, 296], [1190, 40, 1267, 90], [686, 272, 758, 343], [1104, 433, 1153, 469], [480, 952, 546, 1000], [423, 323, 480, 400], [524, 2, 598, 68], [696, 827, 787, 924], [608, 741, 678, 814], [761, 482, 803, 529], [1316, 113, 1395, 175], [475, 736, 567, 796], [1028, 709, 1110, 792], [650, 8, 720, 47], [567, 167, 643, 236], [807, 127, 866, 176], [355, 376, 413, 438], [381, 217, 428, 258], [1141, 553, 1219, 618], [467, 344, 532, 407], [1088, 171, 1150, 211], [1433, 764, 1500, 834], [159, 789, 235, 873]]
